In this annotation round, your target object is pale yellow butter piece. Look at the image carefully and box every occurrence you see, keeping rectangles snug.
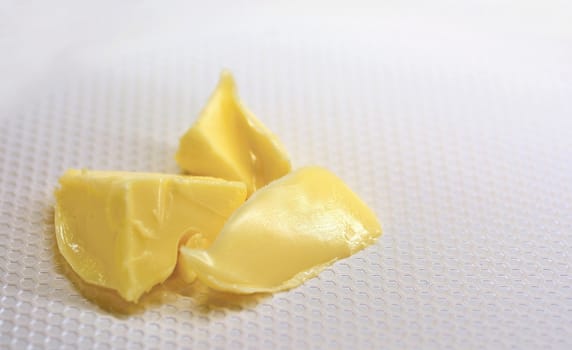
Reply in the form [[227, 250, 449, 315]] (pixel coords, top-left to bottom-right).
[[176, 71, 291, 195], [175, 233, 209, 284], [54, 169, 247, 302], [179, 166, 382, 294]]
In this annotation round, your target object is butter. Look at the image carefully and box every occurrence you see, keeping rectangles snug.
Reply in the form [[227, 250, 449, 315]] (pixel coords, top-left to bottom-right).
[[54, 169, 247, 302], [175, 233, 209, 284], [179, 166, 382, 294], [176, 71, 291, 195]]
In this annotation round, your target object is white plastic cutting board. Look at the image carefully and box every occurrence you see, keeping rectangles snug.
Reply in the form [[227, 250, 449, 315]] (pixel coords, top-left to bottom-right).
[[1, 1, 571, 349]]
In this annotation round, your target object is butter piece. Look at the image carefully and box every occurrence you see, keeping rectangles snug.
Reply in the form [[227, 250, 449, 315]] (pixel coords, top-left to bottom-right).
[[54, 169, 247, 302], [175, 233, 209, 284], [179, 166, 382, 294], [176, 71, 291, 195]]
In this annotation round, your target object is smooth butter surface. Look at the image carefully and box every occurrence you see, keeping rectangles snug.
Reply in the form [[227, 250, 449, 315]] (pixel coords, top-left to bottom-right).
[[54, 169, 247, 302], [179, 166, 382, 294], [176, 71, 291, 195]]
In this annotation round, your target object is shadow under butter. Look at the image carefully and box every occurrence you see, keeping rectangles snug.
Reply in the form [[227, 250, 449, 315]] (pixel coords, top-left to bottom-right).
[[54, 250, 267, 315], [171, 267, 269, 312]]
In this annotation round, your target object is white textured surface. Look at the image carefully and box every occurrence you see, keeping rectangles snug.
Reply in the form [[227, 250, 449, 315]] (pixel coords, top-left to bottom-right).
[[1, 2, 572, 349]]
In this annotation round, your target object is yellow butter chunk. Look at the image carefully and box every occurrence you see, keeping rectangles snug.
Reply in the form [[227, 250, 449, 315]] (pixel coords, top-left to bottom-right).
[[179, 166, 382, 294], [176, 71, 291, 195], [54, 169, 247, 302], [175, 233, 210, 284]]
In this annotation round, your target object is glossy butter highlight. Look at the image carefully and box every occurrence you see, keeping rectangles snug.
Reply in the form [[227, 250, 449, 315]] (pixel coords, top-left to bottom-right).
[[179, 166, 382, 294]]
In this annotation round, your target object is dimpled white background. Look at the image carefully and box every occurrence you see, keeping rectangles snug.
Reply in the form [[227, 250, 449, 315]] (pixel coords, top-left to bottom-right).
[[1, 1, 572, 349]]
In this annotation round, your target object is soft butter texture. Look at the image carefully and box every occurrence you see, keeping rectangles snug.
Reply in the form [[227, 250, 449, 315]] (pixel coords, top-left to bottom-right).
[[176, 71, 291, 195], [179, 166, 382, 294], [54, 169, 247, 302]]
